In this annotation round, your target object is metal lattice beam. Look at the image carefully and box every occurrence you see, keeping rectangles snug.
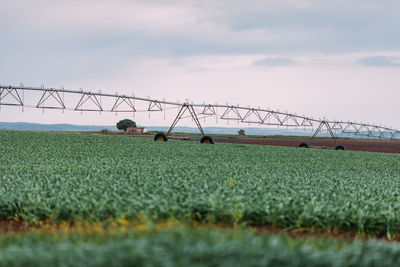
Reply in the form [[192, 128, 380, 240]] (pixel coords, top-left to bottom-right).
[[111, 96, 136, 112], [1, 84, 399, 140], [75, 92, 103, 112], [0, 86, 23, 106], [220, 106, 243, 120], [148, 100, 163, 111], [36, 89, 65, 109]]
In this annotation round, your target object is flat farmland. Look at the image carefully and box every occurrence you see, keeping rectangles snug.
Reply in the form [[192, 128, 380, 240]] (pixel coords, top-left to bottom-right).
[[214, 136, 400, 154], [125, 133, 400, 154], [2, 130, 400, 266]]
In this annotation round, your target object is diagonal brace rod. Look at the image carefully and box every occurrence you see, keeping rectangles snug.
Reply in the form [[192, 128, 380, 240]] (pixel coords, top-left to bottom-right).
[[167, 104, 205, 136]]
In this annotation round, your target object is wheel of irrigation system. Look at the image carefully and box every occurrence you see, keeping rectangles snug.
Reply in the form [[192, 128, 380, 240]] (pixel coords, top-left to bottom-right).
[[200, 136, 214, 144], [335, 145, 345, 151], [298, 142, 309, 148], [154, 132, 168, 142]]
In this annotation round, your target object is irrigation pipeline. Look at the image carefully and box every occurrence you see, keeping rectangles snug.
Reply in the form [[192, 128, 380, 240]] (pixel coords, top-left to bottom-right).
[[1, 84, 399, 140]]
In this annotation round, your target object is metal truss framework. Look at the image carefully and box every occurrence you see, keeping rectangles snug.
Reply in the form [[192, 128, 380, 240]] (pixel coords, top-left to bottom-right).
[[36, 89, 65, 109], [75, 92, 103, 112], [0, 87, 23, 106], [111, 96, 136, 112], [167, 104, 204, 136], [1, 84, 399, 140], [148, 100, 163, 111]]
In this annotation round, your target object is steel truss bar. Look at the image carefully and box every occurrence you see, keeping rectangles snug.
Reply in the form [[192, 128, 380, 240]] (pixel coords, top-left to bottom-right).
[[201, 104, 216, 115], [0, 85, 179, 106], [312, 121, 337, 145], [355, 125, 372, 137], [301, 118, 314, 127], [36, 89, 66, 109], [167, 104, 204, 135], [1, 84, 399, 139], [148, 100, 163, 111], [367, 126, 384, 138], [330, 121, 344, 130], [75, 92, 103, 111], [342, 123, 361, 134], [111, 96, 136, 112], [220, 106, 243, 120], [281, 114, 300, 127], [187, 105, 204, 135], [261, 111, 283, 126], [0, 86, 24, 106], [242, 109, 264, 124]]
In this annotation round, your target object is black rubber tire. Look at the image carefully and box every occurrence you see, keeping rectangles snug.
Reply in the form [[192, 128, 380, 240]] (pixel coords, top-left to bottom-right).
[[154, 132, 168, 142], [200, 136, 214, 144], [298, 142, 309, 148], [335, 145, 345, 151]]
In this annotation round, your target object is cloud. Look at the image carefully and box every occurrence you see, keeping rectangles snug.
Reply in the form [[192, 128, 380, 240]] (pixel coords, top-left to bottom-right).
[[1, 0, 400, 58], [358, 56, 400, 67], [0, 1, 400, 131], [253, 57, 295, 67]]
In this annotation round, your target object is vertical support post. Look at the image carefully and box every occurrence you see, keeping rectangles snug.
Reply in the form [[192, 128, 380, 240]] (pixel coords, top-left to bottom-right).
[[21, 83, 24, 113], [187, 105, 204, 135], [62, 87, 65, 114], [132, 93, 135, 118], [215, 103, 218, 124], [115, 92, 118, 116], [99, 90, 102, 115], [167, 105, 186, 135]]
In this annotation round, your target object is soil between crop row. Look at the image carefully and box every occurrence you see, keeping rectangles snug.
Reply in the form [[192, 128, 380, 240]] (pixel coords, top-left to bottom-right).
[[122, 134, 400, 154], [213, 137, 400, 154], [77, 132, 400, 154], [0, 220, 397, 243]]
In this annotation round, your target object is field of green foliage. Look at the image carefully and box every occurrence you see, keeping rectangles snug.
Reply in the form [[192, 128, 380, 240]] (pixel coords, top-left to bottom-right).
[[2, 226, 400, 267], [2, 130, 400, 266], [1, 130, 400, 235]]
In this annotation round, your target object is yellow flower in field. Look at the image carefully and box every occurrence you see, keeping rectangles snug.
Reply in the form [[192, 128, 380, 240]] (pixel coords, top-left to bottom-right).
[[226, 177, 235, 186], [92, 223, 104, 234], [234, 210, 243, 221], [208, 195, 215, 202], [116, 215, 130, 227]]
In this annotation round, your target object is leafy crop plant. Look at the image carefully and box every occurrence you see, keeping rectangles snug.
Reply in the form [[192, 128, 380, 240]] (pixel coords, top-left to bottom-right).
[[1, 131, 400, 236]]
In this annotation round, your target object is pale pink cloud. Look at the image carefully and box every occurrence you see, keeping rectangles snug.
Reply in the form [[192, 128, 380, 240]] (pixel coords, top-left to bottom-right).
[[1, 0, 399, 129]]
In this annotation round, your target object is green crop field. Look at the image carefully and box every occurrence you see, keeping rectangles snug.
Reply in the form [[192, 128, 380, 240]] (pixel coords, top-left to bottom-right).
[[1, 130, 400, 266], [2, 226, 400, 267]]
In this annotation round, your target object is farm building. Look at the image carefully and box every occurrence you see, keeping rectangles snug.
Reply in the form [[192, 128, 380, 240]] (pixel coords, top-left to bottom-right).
[[127, 127, 148, 134]]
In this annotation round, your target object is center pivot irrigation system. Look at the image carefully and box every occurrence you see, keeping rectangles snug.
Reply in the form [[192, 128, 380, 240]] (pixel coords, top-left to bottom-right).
[[1, 84, 400, 150]]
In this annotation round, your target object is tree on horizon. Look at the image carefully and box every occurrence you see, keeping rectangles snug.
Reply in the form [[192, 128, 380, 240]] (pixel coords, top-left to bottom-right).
[[116, 119, 136, 132]]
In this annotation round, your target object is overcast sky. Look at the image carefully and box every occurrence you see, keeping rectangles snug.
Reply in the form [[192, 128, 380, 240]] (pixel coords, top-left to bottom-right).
[[1, 0, 399, 128]]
